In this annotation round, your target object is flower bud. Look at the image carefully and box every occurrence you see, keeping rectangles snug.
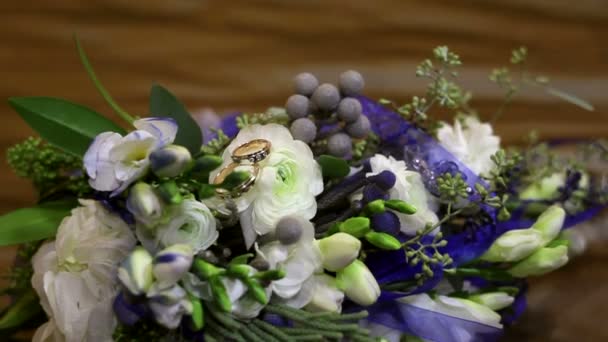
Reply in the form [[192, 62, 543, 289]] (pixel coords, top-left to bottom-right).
[[127, 182, 162, 225], [150, 144, 192, 178], [508, 245, 569, 278], [118, 247, 154, 295], [530, 205, 565, 245], [468, 292, 514, 311], [318, 233, 361, 272], [339, 217, 370, 238], [337, 260, 380, 306], [364, 231, 401, 250], [481, 229, 543, 263], [520, 173, 565, 200], [153, 244, 194, 289], [306, 274, 344, 313]]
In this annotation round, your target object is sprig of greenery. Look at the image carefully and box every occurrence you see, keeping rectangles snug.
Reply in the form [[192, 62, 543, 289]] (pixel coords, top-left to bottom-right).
[[200, 129, 231, 155], [236, 108, 289, 129]]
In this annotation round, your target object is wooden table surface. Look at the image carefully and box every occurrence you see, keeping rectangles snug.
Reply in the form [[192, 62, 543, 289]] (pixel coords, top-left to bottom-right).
[[1, 1, 607, 340]]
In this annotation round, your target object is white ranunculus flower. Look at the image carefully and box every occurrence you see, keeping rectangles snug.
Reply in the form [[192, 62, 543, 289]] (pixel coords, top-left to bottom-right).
[[31, 200, 136, 342], [437, 116, 500, 176], [367, 154, 439, 234], [84, 117, 178, 195], [255, 218, 324, 309], [136, 199, 218, 254], [209, 124, 323, 243]]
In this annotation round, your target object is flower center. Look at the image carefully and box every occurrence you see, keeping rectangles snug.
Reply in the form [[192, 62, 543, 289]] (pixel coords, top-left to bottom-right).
[[274, 160, 297, 196]]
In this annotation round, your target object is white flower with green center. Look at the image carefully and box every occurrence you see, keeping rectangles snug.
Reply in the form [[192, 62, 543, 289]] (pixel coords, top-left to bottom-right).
[[436, 116, 500, 176], [210, 124, 323, 243]]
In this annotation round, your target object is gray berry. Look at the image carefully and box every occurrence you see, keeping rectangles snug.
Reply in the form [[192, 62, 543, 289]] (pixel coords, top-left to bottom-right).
[[276, 217, 304, 245], [337, 97, 362, 123], [327, 133, 352, 157], [294, 72, 319, 97], [339, 70, 365, 96], [311, 83, 340, 112], [290, 118, 317, 143], [286, 94, 310, 120], [346, 115, 371, 138]]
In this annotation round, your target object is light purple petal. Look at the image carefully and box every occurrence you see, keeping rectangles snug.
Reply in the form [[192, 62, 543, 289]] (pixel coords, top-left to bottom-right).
[[134, 117, 178, 147]]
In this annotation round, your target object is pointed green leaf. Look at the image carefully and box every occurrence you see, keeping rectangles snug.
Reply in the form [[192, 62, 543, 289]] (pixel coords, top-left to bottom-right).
[[0, 289, 41, 330], [0, 200, 76, 246], [9, 97, 126, 157], [545, 87, 594, 112], [317, 155, 350, 179], [149, 84, 203, 155]]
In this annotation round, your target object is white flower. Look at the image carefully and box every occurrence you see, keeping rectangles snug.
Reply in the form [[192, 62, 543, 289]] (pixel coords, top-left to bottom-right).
[[147, 284, 192, 329], [367, 154, 439, 234], [256, 218, 323, 309], [31, 200, 136, 342], [209, 124, 323, 243], [305, 274, 344, 313], [84, 118, 178, 195], [437, 116, 500, 176], [136, 199, 218, 254]]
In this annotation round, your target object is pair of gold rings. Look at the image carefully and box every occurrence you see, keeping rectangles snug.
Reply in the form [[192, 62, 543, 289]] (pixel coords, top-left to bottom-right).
[[212, 139, 272, 198]]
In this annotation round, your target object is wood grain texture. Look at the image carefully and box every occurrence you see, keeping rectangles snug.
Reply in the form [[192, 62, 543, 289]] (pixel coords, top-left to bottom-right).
[[0, 0, 607, 340]]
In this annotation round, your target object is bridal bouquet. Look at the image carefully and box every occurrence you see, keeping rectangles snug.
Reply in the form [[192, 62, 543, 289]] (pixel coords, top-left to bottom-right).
[[1, 41, 606, 342]]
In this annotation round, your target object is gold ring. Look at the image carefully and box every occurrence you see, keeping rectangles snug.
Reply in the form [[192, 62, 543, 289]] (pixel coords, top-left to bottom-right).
[[231, 139, 272, 164], [212, 162, 259, 198]]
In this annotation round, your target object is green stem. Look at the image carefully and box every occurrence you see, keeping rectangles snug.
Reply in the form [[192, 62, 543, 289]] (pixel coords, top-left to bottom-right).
[[74, 35, 135, 125]]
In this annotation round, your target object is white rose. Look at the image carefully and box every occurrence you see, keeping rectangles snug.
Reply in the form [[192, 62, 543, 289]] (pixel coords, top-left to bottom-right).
[[367, 154, 439, 234], [136, 199, 218, 254], [437, 116, 500, 176], [209, 124, 323, 243], [84, 118, 178, 195], [31, 200, 136, 342]]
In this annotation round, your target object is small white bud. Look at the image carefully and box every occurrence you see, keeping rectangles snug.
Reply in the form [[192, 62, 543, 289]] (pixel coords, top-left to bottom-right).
[[317, 233, 361, 272], [530, 205, 565, 245], [468, 292, 515, 311], [481, 229, 543, 263], [337, 260, 380, 306], [153, 244, 194, 289], [118, 247, 154, 295], [508, 245, 569, 277]]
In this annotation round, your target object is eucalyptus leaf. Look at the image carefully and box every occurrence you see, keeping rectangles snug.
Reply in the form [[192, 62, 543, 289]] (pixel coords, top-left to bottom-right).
[[317, 155, 350, 179], [149, 84, 203, 155], [0, 200, 76, 246], [8, 97, 126, 157]]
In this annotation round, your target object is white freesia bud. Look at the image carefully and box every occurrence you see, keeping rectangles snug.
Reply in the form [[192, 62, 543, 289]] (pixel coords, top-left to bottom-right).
[[118, 247, 154, 295], [530, 205, 565, 245], [468, 292, 515, 311], [127, 182, 163, 226], [317, 233, 361, 272], [306, 274, 345, 312], [481, 229, 543, 263], [153, 244, 194, 289], [508, 245, 569, 278], [337, 260, 380, 306], [150, 144, 192, 178], [520, 173, 565, 200]]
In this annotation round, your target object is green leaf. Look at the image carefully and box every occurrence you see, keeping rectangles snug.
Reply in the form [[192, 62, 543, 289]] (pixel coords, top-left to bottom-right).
[[0, 200, 76, 246], [0, 289, 41, 330], [149, 84, 203, 155], [545, 87, 594, 112], [8, 97, 126, 157], [317, 155, 350, 179]]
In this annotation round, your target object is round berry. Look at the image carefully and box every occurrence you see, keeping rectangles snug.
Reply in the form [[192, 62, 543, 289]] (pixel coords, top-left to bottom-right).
[[311, 83, 340, 112], [285, 94, 310, 120], [276, 216, 304, 245], [294, 72, 319, 97], [327, 133, 352, 157], [290, 118, 317, 143], [345, 115, 371, 138], [339, 70, 365, 96], [337, 98, 362, 123]]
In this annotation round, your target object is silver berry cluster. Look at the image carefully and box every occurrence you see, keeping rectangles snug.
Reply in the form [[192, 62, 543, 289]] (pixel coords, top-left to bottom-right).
[[285, 70, 371, 158]]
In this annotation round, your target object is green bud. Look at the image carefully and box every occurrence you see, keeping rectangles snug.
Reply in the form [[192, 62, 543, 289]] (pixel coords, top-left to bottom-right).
[[317, 232, 361, 271], [384, 199, 417, 215], [508, 245, 569, 278], [365, 199, 385, 215], [339, 217, 371, 238], [192, 155, 223, 175], [158, 180, 183, 204], [192, 258, 224, 279], [244, 278, 269, 305], [188, 294, 204, 331], [468, 292, 514, 311], [336, 260, 380, 306], [220, 171, 251, 190], [150, 145, 192, 178], [118, 247, 154, 295], [198, 184, 216, 199], [530, 205, 565, 246], [481, 229, 543, 263], [254, 268, 286, 281], [209, 276, 232, 312], [227, 264, 251, 279], [520, 173, 565, 200], [364, 232, 401, 250]]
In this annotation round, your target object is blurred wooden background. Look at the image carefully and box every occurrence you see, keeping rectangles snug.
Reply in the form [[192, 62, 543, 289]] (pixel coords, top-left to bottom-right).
[[1, 0, 607, 340]]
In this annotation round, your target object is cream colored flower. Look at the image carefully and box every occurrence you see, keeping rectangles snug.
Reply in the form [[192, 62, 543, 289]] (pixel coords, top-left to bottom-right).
[[437, 116, 500, 176], [31, 200, 136, 342], [209, 124, 323, 244]]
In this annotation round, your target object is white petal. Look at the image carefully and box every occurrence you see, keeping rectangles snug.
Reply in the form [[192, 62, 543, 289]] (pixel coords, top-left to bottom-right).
[[134, 117, 178, 147]]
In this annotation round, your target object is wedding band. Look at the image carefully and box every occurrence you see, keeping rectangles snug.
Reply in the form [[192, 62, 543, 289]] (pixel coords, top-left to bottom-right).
[[231, 139, 272, 164], [212, 162, 259, 198]]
